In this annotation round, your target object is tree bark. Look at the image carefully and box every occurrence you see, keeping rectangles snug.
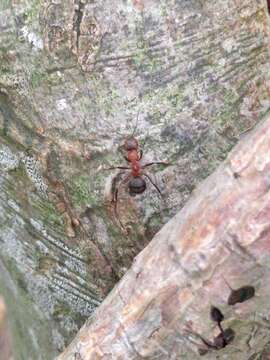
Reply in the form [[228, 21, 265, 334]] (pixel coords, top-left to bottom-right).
[[0, 297, 12, 360], [58, 114, 270, 359], [0, 0, 270, 357]]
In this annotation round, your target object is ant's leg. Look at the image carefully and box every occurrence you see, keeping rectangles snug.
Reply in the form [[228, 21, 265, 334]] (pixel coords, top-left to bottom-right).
[[143, 173, 162, 197], [183, 325, 217, 353], [142, 161, 170, 168], [198, 335, 217, 350], [112, 174, 131, 231], [217, 322, 224, 336], [104, 166, 129, 171], [131, 108, 140, 137], [113, 186, 126, 231]]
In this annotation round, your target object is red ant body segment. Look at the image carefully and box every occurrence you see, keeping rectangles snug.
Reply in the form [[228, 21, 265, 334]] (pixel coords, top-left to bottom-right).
[[106, 135, 169, 231], [124, 138, 143, 180]]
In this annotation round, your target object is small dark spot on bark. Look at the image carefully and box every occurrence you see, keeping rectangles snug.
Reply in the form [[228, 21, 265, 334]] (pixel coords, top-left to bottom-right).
[[210, 306, 224, 323], [160, 126, 193, 155], [75, 352, 83, 360], [228, 285, 255, 305], [213, 328, 235, 349], [82, 207, 94, 219], [223, 328, 235, 344], [233, 172, 241, 179], [198, 348, 208, 356]]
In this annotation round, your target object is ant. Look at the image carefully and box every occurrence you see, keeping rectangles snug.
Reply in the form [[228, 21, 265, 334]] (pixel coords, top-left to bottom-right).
[[105, 117, 170, 231]]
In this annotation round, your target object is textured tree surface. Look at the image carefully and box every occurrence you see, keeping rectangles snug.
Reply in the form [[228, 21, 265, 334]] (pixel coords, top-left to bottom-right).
[[0, 0, 270, 358], [59, 114, 270, 359], [0, 297, 12, 360]]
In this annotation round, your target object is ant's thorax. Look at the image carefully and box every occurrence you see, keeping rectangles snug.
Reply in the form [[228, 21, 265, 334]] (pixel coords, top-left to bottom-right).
[[127, 149, 140, 162], [131, 160, 141, 177]]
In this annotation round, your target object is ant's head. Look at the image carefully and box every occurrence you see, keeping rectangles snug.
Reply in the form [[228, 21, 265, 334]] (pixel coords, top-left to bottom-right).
[[128, 176, 146, 195], [124, 137, 139, 151]]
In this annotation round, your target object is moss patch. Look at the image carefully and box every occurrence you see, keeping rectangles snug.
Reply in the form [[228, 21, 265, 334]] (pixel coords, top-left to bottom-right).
[[69, 175, 91, 206], [30, 68, 47, 89], [68, 173, 104, 208]]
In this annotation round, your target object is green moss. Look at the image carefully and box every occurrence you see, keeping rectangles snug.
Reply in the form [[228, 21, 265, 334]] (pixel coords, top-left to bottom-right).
[[223, 88, 239, 104], [132, 39, 162, 73], [213, 88, 240, 131], [24, 0, 41, 23], [36, 199, 65, 229], [167, 87, 185, 107], [52, 301, 71, 319], [71, 175, 97, 206], [207, 82, 221, 94], [68, 172, 105, 208], [0, 48, 13, 75], [76, 96, 92, 114], [216, 108, 238, 127], [9, 164, 26, 181], [4, 166, 30, 202], [30, 69, 47, 89], [37, 255, 57, 274], [106, 222, 122, 238], [69, 175, 91, 206]]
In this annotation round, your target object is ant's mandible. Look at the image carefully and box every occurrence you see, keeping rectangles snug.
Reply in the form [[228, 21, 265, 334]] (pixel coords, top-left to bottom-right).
[[106, 125, 169, 231]]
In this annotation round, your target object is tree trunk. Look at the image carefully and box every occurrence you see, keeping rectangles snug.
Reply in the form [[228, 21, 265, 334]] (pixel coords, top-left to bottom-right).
[[0, 0, 270, 358], [58, 114, 270, 359]]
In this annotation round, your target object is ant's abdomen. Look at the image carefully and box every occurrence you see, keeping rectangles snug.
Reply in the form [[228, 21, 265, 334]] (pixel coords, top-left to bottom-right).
[[128, 177, 146, 195]]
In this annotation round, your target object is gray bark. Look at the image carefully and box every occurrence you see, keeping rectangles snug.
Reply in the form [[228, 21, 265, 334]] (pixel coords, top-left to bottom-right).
[[0, 0, 269, 358]]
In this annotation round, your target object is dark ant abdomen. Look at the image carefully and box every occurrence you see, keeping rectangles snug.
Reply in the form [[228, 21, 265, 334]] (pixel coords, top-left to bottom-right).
[[128, 177, 146, 195], [228, 285, 255, 305]]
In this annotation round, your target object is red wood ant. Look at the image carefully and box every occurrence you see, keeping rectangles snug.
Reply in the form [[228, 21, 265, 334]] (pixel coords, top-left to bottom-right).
[[106, 134, 169, 231]]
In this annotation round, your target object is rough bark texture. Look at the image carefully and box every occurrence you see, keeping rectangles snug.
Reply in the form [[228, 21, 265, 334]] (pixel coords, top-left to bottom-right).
[[0, 0, 270, 358], [58, 114, 270, 359]]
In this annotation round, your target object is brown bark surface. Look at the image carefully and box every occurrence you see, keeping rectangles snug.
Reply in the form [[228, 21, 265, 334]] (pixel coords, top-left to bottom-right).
[[58, 115, 270, 359]]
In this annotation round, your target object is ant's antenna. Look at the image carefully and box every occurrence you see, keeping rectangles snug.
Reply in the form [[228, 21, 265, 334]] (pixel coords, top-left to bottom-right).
[[222, 275, 233, 291], [131, 108, 141, 137]]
